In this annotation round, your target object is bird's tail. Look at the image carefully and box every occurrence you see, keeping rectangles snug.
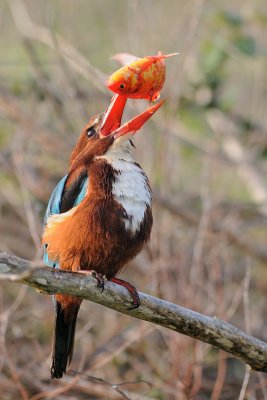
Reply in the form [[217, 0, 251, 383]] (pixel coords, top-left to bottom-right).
[[51, 295, 81, 379]]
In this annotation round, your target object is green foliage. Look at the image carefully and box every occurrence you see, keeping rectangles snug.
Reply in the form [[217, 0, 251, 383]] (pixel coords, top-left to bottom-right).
[[233, 35, 256, 56]]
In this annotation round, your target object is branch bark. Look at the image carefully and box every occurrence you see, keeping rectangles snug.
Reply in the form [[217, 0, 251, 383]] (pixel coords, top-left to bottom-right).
[[0, 252, 266, 373]]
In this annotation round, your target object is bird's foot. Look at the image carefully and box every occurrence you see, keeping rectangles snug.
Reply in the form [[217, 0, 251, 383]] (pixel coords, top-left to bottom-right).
[[91, 270, 105, 292], [109, 277, 140, 310], [79, 270, 105, 293]]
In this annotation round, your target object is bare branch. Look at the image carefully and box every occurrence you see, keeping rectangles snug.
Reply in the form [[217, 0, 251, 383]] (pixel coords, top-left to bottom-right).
[[153, 191, 267, 264], [0, 251, 266, 373]]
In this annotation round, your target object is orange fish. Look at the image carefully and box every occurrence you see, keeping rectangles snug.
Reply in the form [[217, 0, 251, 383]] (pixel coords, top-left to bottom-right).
[[107, 52, 178, 102]]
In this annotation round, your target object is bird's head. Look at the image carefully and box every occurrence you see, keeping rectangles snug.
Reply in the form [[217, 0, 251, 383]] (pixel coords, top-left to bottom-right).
[[70, 95, 164, 169]]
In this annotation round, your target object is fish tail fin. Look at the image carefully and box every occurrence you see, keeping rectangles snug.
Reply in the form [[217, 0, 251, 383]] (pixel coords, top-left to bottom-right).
[[156, 52, 179, 59], [51, 296, 81, 379]]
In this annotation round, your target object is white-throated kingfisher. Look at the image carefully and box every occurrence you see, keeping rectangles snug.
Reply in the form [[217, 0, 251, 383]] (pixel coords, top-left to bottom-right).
[[42, 95, 164, 379]]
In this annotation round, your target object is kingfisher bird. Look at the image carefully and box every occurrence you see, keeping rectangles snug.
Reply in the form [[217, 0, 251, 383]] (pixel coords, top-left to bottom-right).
[[42, 94, 164, 379]]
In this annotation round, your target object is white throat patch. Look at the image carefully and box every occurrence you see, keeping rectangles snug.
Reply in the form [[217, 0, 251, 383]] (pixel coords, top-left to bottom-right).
[[96, 141, 151, 233]]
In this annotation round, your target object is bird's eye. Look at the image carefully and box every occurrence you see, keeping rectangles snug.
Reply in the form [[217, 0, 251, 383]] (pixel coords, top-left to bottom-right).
[[119, 83, 125, 90], [86, 128, 96, 138]]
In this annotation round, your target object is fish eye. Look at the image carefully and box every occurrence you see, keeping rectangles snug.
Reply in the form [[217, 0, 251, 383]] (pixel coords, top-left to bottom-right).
[[119, 83, 125, 90], [86, 128, 96, 138]]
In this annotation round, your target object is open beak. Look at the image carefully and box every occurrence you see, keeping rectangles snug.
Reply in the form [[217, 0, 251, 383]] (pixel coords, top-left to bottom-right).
[[101, 95, 127, 136], [101, 94, 164, 139], [113, 100, 164, 139]]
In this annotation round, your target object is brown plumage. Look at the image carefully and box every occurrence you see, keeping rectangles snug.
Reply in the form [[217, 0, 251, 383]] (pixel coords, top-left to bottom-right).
[[43, 157, 152, 277]]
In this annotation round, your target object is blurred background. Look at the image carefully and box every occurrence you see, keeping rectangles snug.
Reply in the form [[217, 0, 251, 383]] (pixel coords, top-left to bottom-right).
[[1, 0, 267, 399]]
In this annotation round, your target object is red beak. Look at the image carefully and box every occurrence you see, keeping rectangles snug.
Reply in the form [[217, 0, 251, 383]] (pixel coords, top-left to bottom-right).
[[113, 100, 165, 139], [101, 95, 127, 136], [101, 94, 164, 138]]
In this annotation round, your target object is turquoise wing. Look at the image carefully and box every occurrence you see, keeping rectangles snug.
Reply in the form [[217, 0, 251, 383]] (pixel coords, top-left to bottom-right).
[[43, 174, 89, 268]]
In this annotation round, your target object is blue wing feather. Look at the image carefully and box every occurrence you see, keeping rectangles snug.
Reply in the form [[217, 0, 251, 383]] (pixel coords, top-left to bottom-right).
[[43, 175, 68, 227], [43, 174, 89, 268]]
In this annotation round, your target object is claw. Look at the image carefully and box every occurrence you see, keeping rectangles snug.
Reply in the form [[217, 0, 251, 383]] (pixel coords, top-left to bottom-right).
[[91, 270, 105, 293], [109, 277, 140, 309], [79, 270, 105, 293]]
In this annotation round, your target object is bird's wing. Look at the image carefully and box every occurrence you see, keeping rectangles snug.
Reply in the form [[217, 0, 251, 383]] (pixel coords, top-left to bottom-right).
[[43, 172, 89, 267]]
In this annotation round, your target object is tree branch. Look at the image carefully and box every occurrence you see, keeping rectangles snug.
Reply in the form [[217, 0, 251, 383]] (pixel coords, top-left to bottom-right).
[[0, 252, 266, 373]]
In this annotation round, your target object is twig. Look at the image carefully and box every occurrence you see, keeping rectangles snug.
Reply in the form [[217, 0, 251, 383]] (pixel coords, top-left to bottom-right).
[[9, 0, 107, 90], [207, 109, 267, 215], [0, 252, 266, 373], [238, 365, 251, 400], [153, 191, 267, 264], [210, 351, 227, 400], [23, 39, 75, 134]]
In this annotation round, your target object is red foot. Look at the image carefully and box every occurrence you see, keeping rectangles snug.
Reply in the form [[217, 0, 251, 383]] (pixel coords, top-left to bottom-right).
[[109, 277, 140, 309]]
